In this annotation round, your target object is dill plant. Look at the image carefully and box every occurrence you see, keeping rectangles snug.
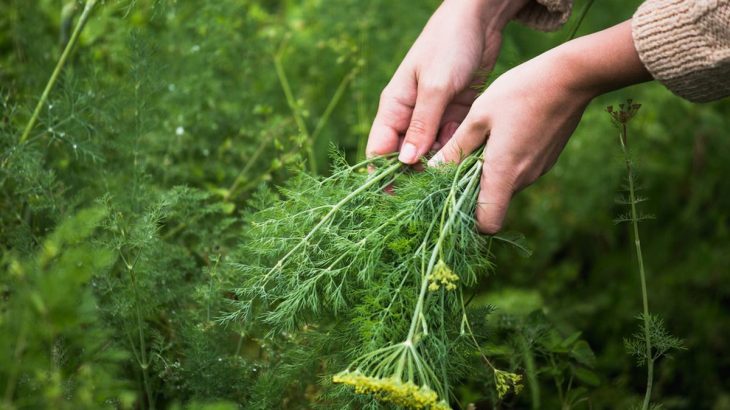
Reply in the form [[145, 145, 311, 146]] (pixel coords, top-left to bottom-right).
[[607, 101, 684, 410], [230, 150, 528, 408]]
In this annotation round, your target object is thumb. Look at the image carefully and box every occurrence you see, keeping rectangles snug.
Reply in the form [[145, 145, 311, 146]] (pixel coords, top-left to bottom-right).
[[398, 84, 451, 164], [428, 108, 490, 166]]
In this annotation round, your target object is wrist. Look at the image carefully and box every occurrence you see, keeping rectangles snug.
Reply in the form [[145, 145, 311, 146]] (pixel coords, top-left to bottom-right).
[[463, 0, 530, 33]]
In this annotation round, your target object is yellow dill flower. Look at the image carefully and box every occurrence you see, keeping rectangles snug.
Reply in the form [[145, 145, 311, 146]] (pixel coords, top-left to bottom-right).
[[428, 259, 459, 292], [494, 369, 523, 399], [333, 370, 450, 409]]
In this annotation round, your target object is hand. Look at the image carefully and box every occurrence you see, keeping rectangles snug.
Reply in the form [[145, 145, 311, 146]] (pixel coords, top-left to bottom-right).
[[365, 0, 529, 163], [429, 20, 652, 233]]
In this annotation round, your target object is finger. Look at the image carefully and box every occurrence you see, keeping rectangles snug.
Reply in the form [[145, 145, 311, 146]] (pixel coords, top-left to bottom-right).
[[476, 148, 518, 234], [436, 121, 460, 149], [366, 116, 403, 158], [450, 87, 479, 107], [398, 83, 451, 164], [428, 108, 489, 166], [439, 102, 470, 129], [366, 78, 416, 159], [433, 89, 477, 151]]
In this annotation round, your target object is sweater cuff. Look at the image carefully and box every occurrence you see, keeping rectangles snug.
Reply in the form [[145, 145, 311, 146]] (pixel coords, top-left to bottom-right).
[[632, 0, 730, 103], [515, 0, 573, 32]]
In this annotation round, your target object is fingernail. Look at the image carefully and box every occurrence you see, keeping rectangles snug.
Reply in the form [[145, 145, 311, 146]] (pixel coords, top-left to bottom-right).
[[399, 142, 418, 163], [427, 152, 443, 167]]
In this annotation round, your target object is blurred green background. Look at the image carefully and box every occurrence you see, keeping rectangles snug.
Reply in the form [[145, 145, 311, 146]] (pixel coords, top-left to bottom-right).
[[1, 0, 728, 409]]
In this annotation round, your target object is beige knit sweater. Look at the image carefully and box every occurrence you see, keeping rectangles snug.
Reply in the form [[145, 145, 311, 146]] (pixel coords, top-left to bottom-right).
[[516, 0, 730, 102]]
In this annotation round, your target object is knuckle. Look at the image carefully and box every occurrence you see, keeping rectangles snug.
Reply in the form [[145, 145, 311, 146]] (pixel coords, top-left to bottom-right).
[[478, 220, 503, 235], [419, 80, 448, 96], [475, 199, 508, 234], [467, 114, 489, 132], [481, 161, 518, 192], [408, 118, 429, 137], [522, 167, 543, 186], [379, 88, 395, 104]]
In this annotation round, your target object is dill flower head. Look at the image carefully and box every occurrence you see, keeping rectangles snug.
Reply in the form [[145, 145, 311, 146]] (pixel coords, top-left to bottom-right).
[[494, 369, 523, 399], [333, 370, 451, 410], [428, 259, 459, 292]]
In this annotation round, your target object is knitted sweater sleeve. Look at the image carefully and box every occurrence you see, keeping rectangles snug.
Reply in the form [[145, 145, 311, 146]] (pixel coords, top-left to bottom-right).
[[632, 0, 730, 102], [515, 0, 573, 32], [515, 0, 729, 102]]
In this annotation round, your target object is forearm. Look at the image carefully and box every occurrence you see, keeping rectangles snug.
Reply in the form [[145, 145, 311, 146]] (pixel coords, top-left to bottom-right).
[[548, 20, 653, 100]]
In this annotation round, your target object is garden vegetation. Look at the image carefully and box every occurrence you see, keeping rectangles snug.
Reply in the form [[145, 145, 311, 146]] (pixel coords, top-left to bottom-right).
[[1, 1, 729, 409]]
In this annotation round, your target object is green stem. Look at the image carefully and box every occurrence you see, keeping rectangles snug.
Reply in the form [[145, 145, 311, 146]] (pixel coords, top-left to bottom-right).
[[273, 50, 317, 173], [438, 290, 450, 396], [2, 319, 27, 405], [519, 335, 540, 409], [18, 0, 97, 144], [122, 249, 155, 410], [458, 291, 496, 371], [206, 257, 220, 322], [548, 355, 566, 406], [620, 123, 653, 410], [405, 161, 481, 344], [235, 331, 245, 357], [310, 67, 357, 145], [226, 128, 276, 200], [566, 0, 595, 40]]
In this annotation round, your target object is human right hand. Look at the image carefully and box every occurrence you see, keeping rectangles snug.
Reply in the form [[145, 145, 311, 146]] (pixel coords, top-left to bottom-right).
[[365, 0, 529, 163], [428, 20, 652, 233]]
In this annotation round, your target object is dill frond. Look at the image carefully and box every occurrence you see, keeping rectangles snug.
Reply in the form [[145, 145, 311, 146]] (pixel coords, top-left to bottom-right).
[[229, 149, 527, 407]]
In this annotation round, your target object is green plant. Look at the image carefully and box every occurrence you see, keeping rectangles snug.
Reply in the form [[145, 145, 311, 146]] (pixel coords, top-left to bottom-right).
[[607, 100, 685, 410], [0, 207, 135, 409], [2, 0, 728, 408], [228, 149, 535, 408]]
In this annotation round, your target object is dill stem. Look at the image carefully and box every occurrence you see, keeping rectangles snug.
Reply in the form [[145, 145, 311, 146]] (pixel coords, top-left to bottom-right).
[[438, 290, 450, 395], [322, 207, 410, 272], [620, 123, 653, 410], [226, 128, 276, 200], [405, 161, 481, 344], [395, 348, 408, 378], [310, 66, 358, 145], [234, 331, 245, 357], [18, 0, 97, 145], [566, 0, 595, 40], [206, 257, 219, 322], [2, 320, 27, 405], [458, 291, 495, 371], [122, 249, 156, 410], [273, 50, 317, 174], [369, 348, 401, 377], [519, 335, 540, 409]]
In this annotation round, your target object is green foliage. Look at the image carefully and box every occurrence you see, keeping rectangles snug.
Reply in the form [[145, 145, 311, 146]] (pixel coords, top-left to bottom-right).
[[625, 314, 685, 367], [229, 152, 495, 407], [0, 207, 134, 409]]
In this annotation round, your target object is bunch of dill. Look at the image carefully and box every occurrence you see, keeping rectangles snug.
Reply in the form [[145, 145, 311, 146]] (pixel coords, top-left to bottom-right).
[[229, 150, 526, 408]]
